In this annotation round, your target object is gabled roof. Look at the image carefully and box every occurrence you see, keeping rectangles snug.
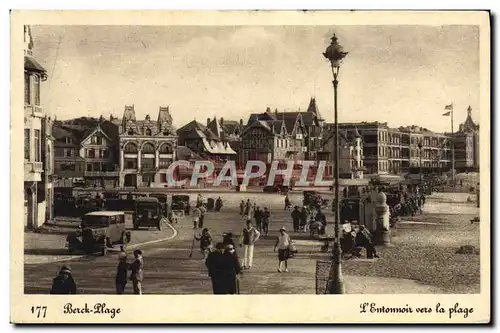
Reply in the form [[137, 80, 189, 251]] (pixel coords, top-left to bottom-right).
[[177, 120, 207, 134], [176, 146, 205, 161], [80, 123, 113, 144], [207, 118, 224, 139], [24, 56, 47, 78], [307, 97, 323, 121]]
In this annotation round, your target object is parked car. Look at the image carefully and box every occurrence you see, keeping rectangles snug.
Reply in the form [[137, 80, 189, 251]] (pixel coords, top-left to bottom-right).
[[133, 197, 167, 230], [66, 211, 131, 256], [171, 195, 190, 214]]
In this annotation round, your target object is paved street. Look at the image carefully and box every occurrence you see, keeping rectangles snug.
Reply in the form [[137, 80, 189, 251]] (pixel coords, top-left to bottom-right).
[[24, 191, 480, 294]]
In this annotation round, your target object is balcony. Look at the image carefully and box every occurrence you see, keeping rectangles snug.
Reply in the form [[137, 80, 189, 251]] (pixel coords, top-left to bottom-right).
[[24, 105, 45, 118], [25, 161, 43, 173], [84, 171, 120, 177]]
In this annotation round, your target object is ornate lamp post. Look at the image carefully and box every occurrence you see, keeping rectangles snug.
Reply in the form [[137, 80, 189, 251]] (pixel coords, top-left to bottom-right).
[[418, 140, 423, 185], [323, 34, 348, 294]]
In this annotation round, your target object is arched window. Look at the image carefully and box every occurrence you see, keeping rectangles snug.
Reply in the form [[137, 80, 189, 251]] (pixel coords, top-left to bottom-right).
[[127, 128, 134, 135], [159, 143, 173, 154], [124, 142, 138, 153], [142, 142, 155, 154], [145, 128, 152, 136]]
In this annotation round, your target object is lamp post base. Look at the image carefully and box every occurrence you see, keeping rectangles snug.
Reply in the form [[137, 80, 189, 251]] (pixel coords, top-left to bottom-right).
[[328, 278, 346, 294]]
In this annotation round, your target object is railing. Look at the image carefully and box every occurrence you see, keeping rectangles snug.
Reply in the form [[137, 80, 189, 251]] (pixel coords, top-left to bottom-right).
[[24, 105, 45, 117], [84, 171, 120, 177]]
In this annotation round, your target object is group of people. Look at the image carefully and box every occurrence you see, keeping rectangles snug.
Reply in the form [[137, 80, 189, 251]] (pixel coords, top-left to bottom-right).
[[49, 248, 145, 295]]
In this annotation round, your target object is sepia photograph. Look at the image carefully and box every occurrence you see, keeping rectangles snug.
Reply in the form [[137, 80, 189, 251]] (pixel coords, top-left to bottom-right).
[[11, 10, 490, 323]]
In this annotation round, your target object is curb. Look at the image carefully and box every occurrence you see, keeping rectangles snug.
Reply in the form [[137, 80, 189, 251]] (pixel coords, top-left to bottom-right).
[[24, 223, 179, 265]]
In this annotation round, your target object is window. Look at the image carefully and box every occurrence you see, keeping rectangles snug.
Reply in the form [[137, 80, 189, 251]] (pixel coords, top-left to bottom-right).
[[109, 216, 116, 225], [96, 136, 102, 145], [159, 158, 171, 168], [145, 128, 152, 136], [24, 129, 30, 160], [124, 142, 138, 153], [33, 75, 40, 106], [87, 148, 95, 158], [65, 148, 72, 157], [65, 137, 73, 144], [142, 143, 155, 154], [125, 159, 137, 169], [24, 73, 30, 104], [87, 164, 92, 172], [159, 143, 173, 154], [141, 158, 155, 171], [128, 128, 134, 135], [34, 129, 41, 162]]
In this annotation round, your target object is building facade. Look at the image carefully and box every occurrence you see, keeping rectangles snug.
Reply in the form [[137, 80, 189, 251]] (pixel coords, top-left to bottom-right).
[[454, 106, 480, 171], [318, 127, 364, 179], [53, 119, 120, 188], [24, 25, 53, 229], [118, 105, 178, 188]]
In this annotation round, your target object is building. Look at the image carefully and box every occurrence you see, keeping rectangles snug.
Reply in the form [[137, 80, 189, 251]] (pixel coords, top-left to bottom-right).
[[176, 117, 239, 167], [454, 106, 480, 171], [118, 105, 178, 187], [52, 118, 120, 188], [318, 127, 364, 179], [241, 107, 307, 165], [338, 122, 452, 175], [24, 25, 53, 229]]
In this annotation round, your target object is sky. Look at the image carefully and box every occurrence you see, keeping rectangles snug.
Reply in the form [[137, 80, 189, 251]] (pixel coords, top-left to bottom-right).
[[30, 25, 480, 132]]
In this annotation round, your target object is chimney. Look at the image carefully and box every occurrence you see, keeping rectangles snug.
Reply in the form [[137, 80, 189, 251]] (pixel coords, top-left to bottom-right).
[[207, 118, 211, 127], [220, 117, 224, 126], [109, 114, 114, 121], [240, 119, 243, 126]]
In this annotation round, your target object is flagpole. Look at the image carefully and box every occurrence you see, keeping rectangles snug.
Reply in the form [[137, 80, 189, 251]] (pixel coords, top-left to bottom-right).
[[451, 103, 455, 184]]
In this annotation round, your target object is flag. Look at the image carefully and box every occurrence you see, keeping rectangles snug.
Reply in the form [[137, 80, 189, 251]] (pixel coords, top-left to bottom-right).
[[444, 104, 453, 110], [442, 111, 451, 116]]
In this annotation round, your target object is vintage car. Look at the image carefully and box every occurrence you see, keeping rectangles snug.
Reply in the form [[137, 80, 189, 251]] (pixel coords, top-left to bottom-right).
[[66, 211, 131, 256], [171, 195, 190, 214], [263, 185, 290, 194], [148, 193, 169, 216], [133, 197, 167, 230]]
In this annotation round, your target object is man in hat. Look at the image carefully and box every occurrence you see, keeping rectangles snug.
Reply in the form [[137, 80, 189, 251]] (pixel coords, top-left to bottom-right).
[[129, 249, 144, 294], [223, 244, 242, 294], [239, 220, 260, 269], [274, 227, 291, 273], [115, 252, 129, 294], [205, 242, 226, 294], [50, 265, 77, 294], [261, 207, 271, 236]]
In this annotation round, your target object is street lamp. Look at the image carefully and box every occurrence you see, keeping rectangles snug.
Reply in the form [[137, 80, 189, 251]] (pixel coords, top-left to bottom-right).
[[418, 140, 423, 185], [323, 33, 348, 294]]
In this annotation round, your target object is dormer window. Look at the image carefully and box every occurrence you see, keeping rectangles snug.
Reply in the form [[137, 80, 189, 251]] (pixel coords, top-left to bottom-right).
[[145, 128, 152, 136], [65, 137, 73, 144], [128, 128, 134, 135]]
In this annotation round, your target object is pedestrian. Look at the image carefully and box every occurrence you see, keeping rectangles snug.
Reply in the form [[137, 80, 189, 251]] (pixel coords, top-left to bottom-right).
[[239, 200, 245, 216], [198, 205, 207, 229], [50, 265, 77, 294], [300, 206, 308, 232], [215, 197, 223, 211], [355, 226, 379, 259], [244, 199, 251, 216], [261, 207, 270, 236], [239, 220, 261, 269], [205, 242, 226, 294], [194, 228, 213, 260], [129, 249, 144, 295], [196, 193, 203, 208], [284, 194, 291, 211], [291, 206, 301, 232], [254, 207, 262, 232], [115, 252, 129, 294], [274, 227, 291, 273], [222, 232, 235, 248], [223, 244, 243, 294], [192, 206, 201, 229]]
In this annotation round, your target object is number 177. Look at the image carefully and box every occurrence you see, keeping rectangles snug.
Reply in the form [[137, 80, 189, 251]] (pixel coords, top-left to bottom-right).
[[31, 306, 47, 318]]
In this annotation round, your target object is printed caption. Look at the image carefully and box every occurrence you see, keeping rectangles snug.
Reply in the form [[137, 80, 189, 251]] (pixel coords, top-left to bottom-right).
[[360, 302, 474, 319]]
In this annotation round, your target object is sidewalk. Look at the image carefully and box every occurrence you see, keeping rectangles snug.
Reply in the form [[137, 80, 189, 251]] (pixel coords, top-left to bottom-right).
[[24, 217, 177, 265]]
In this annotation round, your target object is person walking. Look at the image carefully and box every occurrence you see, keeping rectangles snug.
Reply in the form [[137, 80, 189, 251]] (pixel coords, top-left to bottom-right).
[[194, 228, 213, 260], [274, 227, 291, 273], [299, 206, 308, 232], [198, 205, 207, 229], [254, 207, 262, 232], [205, 243, 226, 294], [192, 206, 201, 229], [244, 199, 252, 217], [115, 252, 129, 294], [50, 266, 77, 294], [223, 244, 242, 294], [284, 194, 291, 211], [291, 206, 301, 232], [261, 207, 271, 236], [239, 220, 261, 269], [239, 200, 245, 216], [129, 249, 144, 295]]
